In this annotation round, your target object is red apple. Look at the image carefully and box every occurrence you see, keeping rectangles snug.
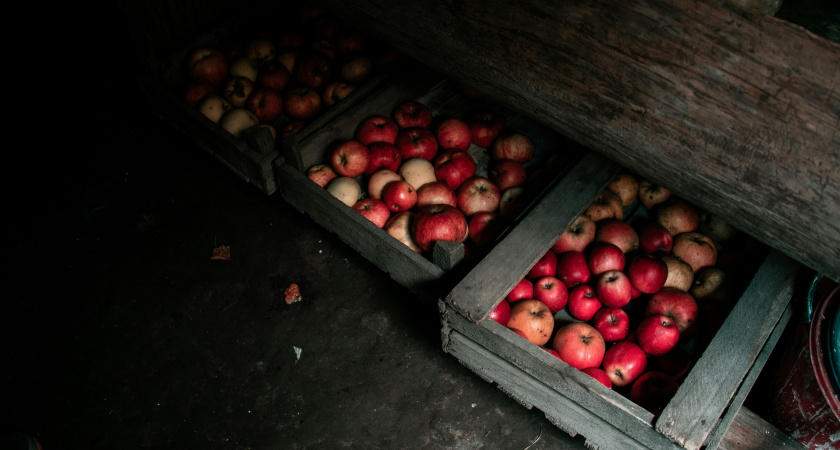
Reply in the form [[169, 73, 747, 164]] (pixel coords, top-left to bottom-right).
[[489, 159, 527, 191], [507, 278, 534, 303], [595, 270, 632, 308], [638, 179, 672, 210], [456, 176, 501, 217], [602, 341, 648, 387], [365, 142, 402, 175], [555, 250, 591, 288], [594, 218, 639, 254], [416, 181, 457, 208], [582, 367, 613, 389], [434, 117, 472, 151], [552, 215, 597, 254], [655, 198, 700, 236], [650, 346, 692, 380], [306, 164, 338, 188], [567, 284, 602, 321], [321, 81, 356, 107], [636, 315, 680, 356], [468, 110, 505, 148], [671, 231, 718, 273], [507, 299, 555, 346], [367, 169, 402, 200], [284, 87, 321, 121], [352, 197, 391, 228], [488, 300, 512, 326], [585, 189, 624, 222], [552, 322, 606, 370], [627, 253, 669, 294], [245, 86, 283, 124], [630, 371, 680, 416], [533, 276, 568, 313], [637, 222, 674, 255], [329, 139, 370, 178], [383, 211, 422, 254], [607, 172, 639, 207], [256, 61, 291, 92], [592, 307, 631, 342], [355, 114, 399, 146], [293, 50, 333, 90], [185, 47, 229, 86], [490, 132, 535, 163], [528, 250, 558, 279], [381, 180, 417, 212], [278, 120, 305, 139], [545, 348, 562, 359], [433, 149, 477, 191], [412, 204, 468, 252], [587, 242, 626, 276], [645, 287, 699, 338], [184, 78, 216, 106], [221, 76, 255, 108], [498, 186, 528, 219], [392, 100, 434, 129], [394, 127, 439, 161], [468, 211, 503, 249]]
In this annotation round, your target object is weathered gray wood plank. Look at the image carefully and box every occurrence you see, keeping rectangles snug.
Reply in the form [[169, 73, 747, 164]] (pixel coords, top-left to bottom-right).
[[719, 407, 806, 450]]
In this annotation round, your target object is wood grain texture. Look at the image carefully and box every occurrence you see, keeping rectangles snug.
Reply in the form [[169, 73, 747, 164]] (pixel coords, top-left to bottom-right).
[[719, 407, 806, 450], [316, 0, 840, 282]]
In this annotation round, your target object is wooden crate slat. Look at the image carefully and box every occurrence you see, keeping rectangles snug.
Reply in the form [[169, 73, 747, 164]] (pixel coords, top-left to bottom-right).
[[655, 250, 799, 449], [718, 407, 807, 450]]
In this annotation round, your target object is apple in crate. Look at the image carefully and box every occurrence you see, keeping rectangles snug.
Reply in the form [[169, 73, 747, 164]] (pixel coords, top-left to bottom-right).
[[434, 117, 472, 151], [555, 250, 591, 288], [382, 180, 417, 213], [468, 110, 505, 148], [395, 127, 439, 161], [602, 341, 648, 387], [552, 215, 596, 254], [638, 179, 672, 210], [637, 221, 673, 255], [487, 300, 512, 326], [596, 270, 632, 308], [636, 315, 680, 356], [293, 51, 333, 90], [594, 218, 639, 254], [650, 346, 693, 380], [552, 322, 606, 370], [284, 87, 321, 121], [607, 172, 639, 207], [567, 284, 602, 321], [392, 100, 433, 129], [661, 254, 694, 292], [433, 149, 476, 191], [490, 132, 535, 163], [184, 78, 216, 107], [229, 57, 259, 83], [197, 95, 232, 123], [528, 250, 558, 279], [244, 37, 276, 66], [593, 307, 631, 342], [222, 76, 255, 108], [499, 186, 527, 219], [256, 61, 291, 91], [339, 53, 374, 84], [585, 189, 624, 222], [276, 49, 298, 74], [246, 86, 284, 124], [588, 242, 626, 276], [365, 142, 402, 175], [399, 157, 436, 191], [367, 169, 402, 200], [383, 211, 422, 254], [219, 108, 259, 137], [490, 159, 527, 191], [627, 253, 668, 294], [352, 197, 391, 228], [309, 38, 338, 60], [655, 197, 700, 236], [672, 231, 717, 273], [416, 181, 457, 209], [306, 164, 338, 188], [356, 114, 399, 145], [507, 299, 555, 346], [326, 177, 361, 207], [691, 267, 730, 305], [646, 287, 699, 338], [329, 139, 370, 178], [507, 278, 534, 303], [630, 371, 680, 416], [185, 47, 229, 86], [412, 204, 468, 252], [533, 276, 568, 313], [582, 367, 613, 389], [468, 211, 503, 249], [457, 176, 501, 217], [322, 81, 356, 107]]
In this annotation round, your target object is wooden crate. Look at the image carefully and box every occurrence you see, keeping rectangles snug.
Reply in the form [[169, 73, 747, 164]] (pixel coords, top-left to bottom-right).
[[136, 2, 409, 195], [438, 157, 804, 449], [275, 63, 604, 302]]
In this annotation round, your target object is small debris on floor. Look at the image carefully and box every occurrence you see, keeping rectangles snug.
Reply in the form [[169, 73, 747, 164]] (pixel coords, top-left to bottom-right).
[[210, 245, 230, 260], [284, 283, 302, 304]]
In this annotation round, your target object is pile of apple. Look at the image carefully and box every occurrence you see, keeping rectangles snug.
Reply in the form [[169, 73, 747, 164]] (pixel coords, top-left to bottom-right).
[[487, 172, 750, 416], [181, 5, 401, 141], [305, 99, 546, 261]]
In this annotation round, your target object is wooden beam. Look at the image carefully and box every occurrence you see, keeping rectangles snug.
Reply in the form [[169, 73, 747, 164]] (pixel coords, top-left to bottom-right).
[[317, 0, 840, 282]]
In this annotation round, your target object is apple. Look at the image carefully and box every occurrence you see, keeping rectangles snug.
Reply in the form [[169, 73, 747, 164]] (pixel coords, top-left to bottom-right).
[[646, 287, 699, 337], [321, 81, 356, 107], [545, 348, 563, 359], [507, 299, 555, 346], [490, 132, 535, 163], [184, 78, 216, 106], [276, 49, 298, 74], [309, 38, 338, 60], [672, 231, 717, 273], [197, 94, 232, 123], [219, 108, 259, 137], [582, 367, 613, 389], [655, 198, 700, 236], [567, 284, 602, 321], [533, 276, 569, 313], [392, 100, 434, 129], [627, 253, 668, 294], [326, 176, 361, 207], [334, 30, 366, 55], [468, 211, 503, 248], [185, 47, 229, 86], [498, 186, 528, 219], [284, 88, 321, 121], [528, 250, 558, 279], [596, 270, 632, 308], [306, 163, 338, 188], [367, 169, 402, 200], [637, 222, 673, 255], [635, 315, 680, 356], [399, 157, 437, 190], [489, 159, 527, 191], [365, 142, 402, 176], [555, 250, 592, 288], [552, 322, 606, 370], [245, 86, 283, 124], [593, 307, 631, 342], [352, 197, 391, 228], [661, 254, 694, 292], [381, 180, 417, 212], [221, 76, 255, 108], [293, 50, 333, 90], [256, 61, 291, 92], [229, 57, 259, 83], [698, 211, 739, 244], [329, 139, 370, 178], [383, 211, 422, 254], [587, 242, 626, 276], [690, 267, 730, 305], [607, 172, 639, 207], [638, 179, 672, 210], [602, 341, 648, 387], [433, 149, 477, 191], [416, 181, 458, 208], [650, 346, 692, 380], [488, 300, 512, 326], [395, 127, 439, 161], [412, 204, 468, 252], [355, 114, 399, 145], [434, 117, 472, 151], [594, 218, 639, 254], [507, 278, 534, 303], [278, 121, 305, 140], [339, 53, 374, 84], [630, 371, 680, 416], [552, 215, 597, 254], [585, 189, 624, 222], [244, 37, 276, 66], [456, 176, 501, 217], [468, 110, 505, 148]]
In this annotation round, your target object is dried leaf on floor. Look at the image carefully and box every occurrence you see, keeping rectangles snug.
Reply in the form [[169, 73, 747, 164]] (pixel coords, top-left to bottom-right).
[[284, 283, 302, 304], [210, 245, 230, 260]]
